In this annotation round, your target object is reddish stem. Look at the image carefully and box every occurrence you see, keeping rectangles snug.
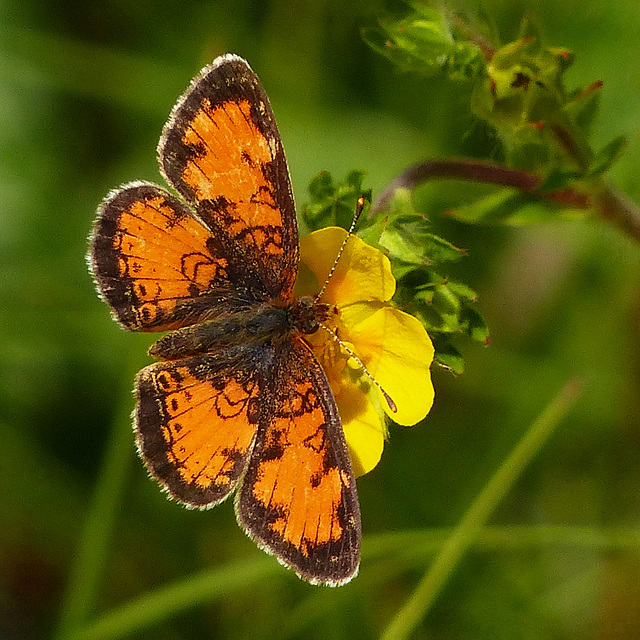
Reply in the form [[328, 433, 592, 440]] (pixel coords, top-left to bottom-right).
[[372, 158, 640, 244], [371, 158, 591, 214]]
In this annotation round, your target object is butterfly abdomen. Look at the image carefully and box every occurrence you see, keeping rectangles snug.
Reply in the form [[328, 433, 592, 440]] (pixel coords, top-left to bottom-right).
[[148, 303, 298, 360]]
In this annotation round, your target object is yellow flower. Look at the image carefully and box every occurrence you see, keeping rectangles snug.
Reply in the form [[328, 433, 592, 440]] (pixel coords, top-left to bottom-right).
[[296, 226, 435, 477]]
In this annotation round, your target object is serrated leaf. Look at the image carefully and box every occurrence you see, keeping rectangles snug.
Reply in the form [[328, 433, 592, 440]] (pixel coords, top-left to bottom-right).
[[307, 170, 334, 201], [357, 214, 388, 249], [387, 187, 415, 217], [424, 234, 466, 263], [414, 287, 435, 304], [432, 338, 465, 374], [401, 266, 440, 286], [303, 170, 367, 231], [432, 284, 461, 316], [390, 260, 422, 280], [564, 80, 602, 135], [446, 281, 478, 302], [379, 216, 465, 266], [412, 302, 446, 332], [362, 1, 455, 76]]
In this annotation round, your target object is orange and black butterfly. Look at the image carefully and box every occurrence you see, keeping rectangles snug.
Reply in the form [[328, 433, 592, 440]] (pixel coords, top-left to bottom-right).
[[89, 54, 360, 585]]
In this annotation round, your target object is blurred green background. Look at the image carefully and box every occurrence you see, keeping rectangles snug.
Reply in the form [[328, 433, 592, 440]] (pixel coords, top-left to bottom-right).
[[2, 1, 640, 638]]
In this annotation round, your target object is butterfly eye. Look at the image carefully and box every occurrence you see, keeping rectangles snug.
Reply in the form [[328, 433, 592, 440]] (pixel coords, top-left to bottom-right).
[[290, 295, 325, 334]]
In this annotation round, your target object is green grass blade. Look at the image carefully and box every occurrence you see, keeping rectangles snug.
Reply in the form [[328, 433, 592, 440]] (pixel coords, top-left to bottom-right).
[[55, 360, 139, 640], [381, 378, 584, 640], [70, 558, 278, 640]]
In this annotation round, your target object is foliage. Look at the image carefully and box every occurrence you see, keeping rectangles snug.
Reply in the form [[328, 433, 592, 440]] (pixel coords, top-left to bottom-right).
[[364, 0, 629, 226], [303, 172, 489, 374]]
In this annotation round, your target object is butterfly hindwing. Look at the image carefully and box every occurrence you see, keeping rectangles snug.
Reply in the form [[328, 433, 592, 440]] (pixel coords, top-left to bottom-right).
[[135, 347, 264, 507], [236, 339, 361, 585]]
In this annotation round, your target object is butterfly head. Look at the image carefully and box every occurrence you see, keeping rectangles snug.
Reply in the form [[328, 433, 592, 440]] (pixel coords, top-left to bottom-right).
[[289, 294, 333, 335]]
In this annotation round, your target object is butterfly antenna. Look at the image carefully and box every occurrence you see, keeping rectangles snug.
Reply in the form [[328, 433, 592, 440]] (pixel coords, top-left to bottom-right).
[[318, 322, 397, 414], [316, 197, 366, 302]]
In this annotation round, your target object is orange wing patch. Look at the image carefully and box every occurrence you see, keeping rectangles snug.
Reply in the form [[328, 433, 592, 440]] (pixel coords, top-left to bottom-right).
[[252, 397, 349, 552], [179, 98, 284, 258], [163, 97, 286, 259], [136, 352, 260, 507], [181, 99, 278, 217], [90, 183, 231, 331]]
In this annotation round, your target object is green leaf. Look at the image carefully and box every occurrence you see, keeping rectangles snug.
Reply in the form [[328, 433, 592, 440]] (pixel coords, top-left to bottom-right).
[[371, 188, 467, 266], [362, 0, 483, 79], [303, 170, 368, 231], [432, 339, 466, 374], [379, 215, 465, 266], [564, 80, 603, 135], [446, 281, 478, 302], [588, 136, 627, 177], [362, 1, 453, 76], [463, 306, 491, 344], [307, 170, 335, 202], [432, 283, 461, 317]]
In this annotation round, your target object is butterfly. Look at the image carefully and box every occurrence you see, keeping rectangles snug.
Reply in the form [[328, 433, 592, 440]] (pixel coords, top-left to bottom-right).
[[88, 54, 360, 585]]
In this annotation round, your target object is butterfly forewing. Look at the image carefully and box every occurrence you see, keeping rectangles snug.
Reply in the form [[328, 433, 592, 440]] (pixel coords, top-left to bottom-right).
[[90, 182, 242, 331], [158, 54, 299, 301]]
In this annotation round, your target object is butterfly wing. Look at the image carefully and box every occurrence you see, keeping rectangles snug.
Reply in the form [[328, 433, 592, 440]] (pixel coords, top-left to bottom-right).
[[237, 339, 361, 585], [135, 346, 265, 506], [158, 54, 299, 302], [90, 182, 254, 331], [90, 55, 298, 332]]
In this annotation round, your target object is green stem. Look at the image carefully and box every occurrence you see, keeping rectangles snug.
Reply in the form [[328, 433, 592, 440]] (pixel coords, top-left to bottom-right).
[[69, 559, 277, 640], [55, 361, 138, 640], [380, 378, 583, 640]]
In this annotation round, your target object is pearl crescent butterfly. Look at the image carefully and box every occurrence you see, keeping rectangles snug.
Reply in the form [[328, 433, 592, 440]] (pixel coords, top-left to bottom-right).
[[89, 54, 360, 585]]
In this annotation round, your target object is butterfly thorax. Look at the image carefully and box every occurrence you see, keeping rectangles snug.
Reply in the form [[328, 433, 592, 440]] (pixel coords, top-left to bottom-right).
[[148, 296, 332, 361]]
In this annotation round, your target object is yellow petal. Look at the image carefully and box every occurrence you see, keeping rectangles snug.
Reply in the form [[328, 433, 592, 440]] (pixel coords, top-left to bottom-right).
[[298, 227, 396, 306], [334, 379, 385, 477], [340, 303, 435, 426]]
